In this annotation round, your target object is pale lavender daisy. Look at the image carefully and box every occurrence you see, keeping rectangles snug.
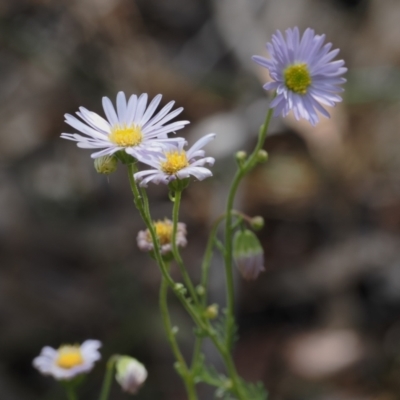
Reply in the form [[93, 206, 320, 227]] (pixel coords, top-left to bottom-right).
[[33, 340, 101, 380], [61, 92, 189, 159], [252, 27, 347, 126], [134, 133, 216, 187]]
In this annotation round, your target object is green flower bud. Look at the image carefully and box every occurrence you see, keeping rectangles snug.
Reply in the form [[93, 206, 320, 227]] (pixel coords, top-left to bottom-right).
[[256, 150, 268, 163], [115, 356, 147, 394], [250, 216, 264, 231], [204, 304, 219, 320], [235, 151, 247, 163], [174, 283, 187, 295], [233, 229, 265, 280], [94, 155, 118, 174], [196, 285, 205, 296]]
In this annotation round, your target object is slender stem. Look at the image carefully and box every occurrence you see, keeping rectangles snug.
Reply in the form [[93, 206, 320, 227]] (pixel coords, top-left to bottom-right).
[[65, 386, 77, 400], [128, 166, 248, 400], [223, 107, 274, 350], [171, 190, 199, 306], [160, 270, 198, 400], [98, 355, 118, 400], [191, 213, 226, 370], [127, 165, 203, 328]]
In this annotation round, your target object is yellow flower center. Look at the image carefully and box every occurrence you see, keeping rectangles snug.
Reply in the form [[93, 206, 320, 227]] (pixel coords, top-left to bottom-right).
[[109, 125, 143, 147], [284, 63, 312, 95], [56, 345, 84, 369], [153, 220, 173, 245], [161, 151, 189, 175]]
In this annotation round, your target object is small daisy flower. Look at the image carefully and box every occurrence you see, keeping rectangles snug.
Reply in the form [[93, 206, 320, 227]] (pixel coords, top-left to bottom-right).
[[134, 133, 216, 187], [137, 218, 187, 254], [252, 27, 347, 126], [115, 356, 148, 395], [33, 340, 101, 380], [61, 92, 189, 159]]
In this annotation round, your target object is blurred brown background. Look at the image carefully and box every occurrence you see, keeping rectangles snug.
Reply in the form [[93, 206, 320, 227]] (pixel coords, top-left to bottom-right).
[[2, 0, 400, 399]]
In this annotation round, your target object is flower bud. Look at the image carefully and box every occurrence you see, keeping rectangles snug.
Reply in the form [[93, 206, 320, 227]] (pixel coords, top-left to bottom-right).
[[233, 230, 265, 280], [250, 216, 264, 231], [94, 155, 118, 174], [235, 151, 247, 163], [174, 283, 187, 295], [196, 285, 205, 296], [115, 356, 147, 395], [256, 150, 268, 163], [204, 304, 219, 320]]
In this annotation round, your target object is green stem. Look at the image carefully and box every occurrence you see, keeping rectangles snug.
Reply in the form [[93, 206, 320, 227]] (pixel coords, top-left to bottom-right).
[[171, 190, 199, 306], [224, 107, 274, 350], [191, 213, 226, 370], [160, 270, 198, 400], [98, 356, 118, 400], [128, 166, 248, 400], [65, 386, 77, 400], [127, 165, 203, 328]]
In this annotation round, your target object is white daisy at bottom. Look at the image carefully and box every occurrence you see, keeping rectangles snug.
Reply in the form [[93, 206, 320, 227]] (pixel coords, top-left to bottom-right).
[[33, 340, 101, 380], [134, 133, 216, 187]]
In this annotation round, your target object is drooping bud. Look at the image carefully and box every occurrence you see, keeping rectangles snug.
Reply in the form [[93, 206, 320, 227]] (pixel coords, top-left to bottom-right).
[[115, 356, 147, 395], [233, 229, 265, 280], [94, 155, 118, 174], [250, 216, 264, 231]]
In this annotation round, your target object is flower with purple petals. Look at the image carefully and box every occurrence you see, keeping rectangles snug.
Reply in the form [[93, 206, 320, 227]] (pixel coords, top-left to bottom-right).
[[134, 133, 216, 187], [61, 92, 188, 159], [252, 27, 347, 126], [33, 340, 101, 380]]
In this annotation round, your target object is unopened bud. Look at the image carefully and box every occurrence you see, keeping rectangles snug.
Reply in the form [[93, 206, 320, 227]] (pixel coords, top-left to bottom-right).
[[196, 285, 205, 296], [250, 216, 264, 231], [235, 151, 247, 165], [256, 150, 268, 163], [115, 356, 147, 395], [174, 283, 187, 295], [94, 155, 118, 174], [204, 304, 219, 320], [233, 230, 265, 280]]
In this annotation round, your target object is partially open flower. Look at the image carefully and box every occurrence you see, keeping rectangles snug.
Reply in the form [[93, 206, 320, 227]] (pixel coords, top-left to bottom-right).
[[134, 134, 215, 187], [233, 230, 265, 280], [137, 219, 187, 255], [115, 356, 148, 395], [33, 340, 101, 380]]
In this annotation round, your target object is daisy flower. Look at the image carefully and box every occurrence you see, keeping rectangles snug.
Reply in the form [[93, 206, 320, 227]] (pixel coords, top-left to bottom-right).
[[137, 218, 187, 255], [134, 133, 216, 187], [252, 27, 347, 126], [33, 340, 101, 380], [61, 92, 189, 159]]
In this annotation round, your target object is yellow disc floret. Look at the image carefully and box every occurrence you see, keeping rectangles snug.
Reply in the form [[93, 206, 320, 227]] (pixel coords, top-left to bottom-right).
[[161, 150, 189, 175], [56, 345, 84, 369], [284, 63, 312, 95], [153, 219, 173, 245], [109, 125, 143, 147]]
